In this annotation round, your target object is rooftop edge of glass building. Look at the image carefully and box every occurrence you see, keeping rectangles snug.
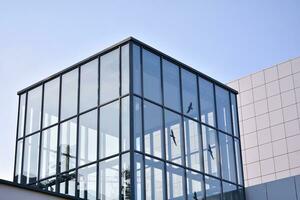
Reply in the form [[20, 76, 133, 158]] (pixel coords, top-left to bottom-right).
[[14, 37, 245, 200]]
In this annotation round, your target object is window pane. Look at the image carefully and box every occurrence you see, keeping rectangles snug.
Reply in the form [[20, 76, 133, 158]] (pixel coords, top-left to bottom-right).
[[78, 110, 97, 166], [186, 170, 204, 200], [199, 77, 216, 127], [122, 44, 129, 95], [145, 157, 165, 200], [205, 176, 221, 200], [219, 133, 236, 183], [23, 133, 40, 184], [162, 59, 181, 112], [134, 153, 144, 200], [40, 126, 58, 179], [26, 86, 42, 134], [78, 164, 97, 200], [100, 49, 120, 104], [133, 44, 141, 95], [184, 118, 202, 171], [14, 140, 23, 183], [231, 93, 239, 137], [215, 86, 232, 134], [61, 69, 78, 120], [99, 101, 119, 159], [134, 97, 143, 152], [234, 139, 243, 185], [59, 170, 76, 196], [38, 176, 56, 192], [166, 164, 185, 199], [121, 153, 131, 199], [202, 126, 219, 177], [43, 78, 59, 128], [144, 101, 163, 158], [122, 97, 130, 151], [80, 59, 98, 112], [165, 110, 183, 165], [18, 94, 26, 138], [223, 182, 238, 200], [142, 49, 161, 103], [181, 69, 199, 119], [98, 157, 119, 200], [59, 117, 77, 172]]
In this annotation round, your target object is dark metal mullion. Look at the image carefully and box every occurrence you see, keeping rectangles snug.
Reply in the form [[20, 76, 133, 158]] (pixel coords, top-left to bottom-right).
[[96, 55, 100, 200], [56, 75, 62, 193], [75, 66, 81, 198], [37, 83, 45, 182], [13, 95, 21, 182], [118, 46, 122, 200], [21, 92, 28, 184]]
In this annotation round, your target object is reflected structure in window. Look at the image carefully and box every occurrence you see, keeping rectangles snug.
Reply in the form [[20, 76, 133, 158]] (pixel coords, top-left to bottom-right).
[[78, 164, 97, 200], [230, 93, 239, 137], [205, 176, 221, 200], [133, 44, 142, 95], [234, 139, 243, 185], [39, 176, 56, 192], [134, 153, 144, 200], [18, 94, 26, 138], [59, 170, 76, 197], [223, 182, 238, 200], [186, 170, 204, 200], [14, 140, 23, 183], [166, 164, 185, 200], [122, 97, 130, 151], [133, 97, 143, 152], [26, 86, 42, 134], [121, 44, 129, 95], [215, 86, 232, 134], [121, 153, 131, 199]]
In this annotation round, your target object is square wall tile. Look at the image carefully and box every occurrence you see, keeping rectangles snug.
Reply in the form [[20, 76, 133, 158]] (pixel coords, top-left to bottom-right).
[[248, 177, 262, 186], [241, 90, 254, 106], [253, 85, 267, 102], [252, 71, 265, 88], [266, 81, 280, 97], [269, 109, 284, 126], [285, 119, 300, 137], [244, 132, 258, 149], [276, 170, 291, 180], [239, 76, 252, 92], [283, 104, 298, 122], [261, 158, 275, 175], [295, 88, 300, 103], [291, 57, 300, 73], [262, 173, 276, 183], [293, 72, 300, 88], [264, 66, 278, 83], [281, 90, 296, 107], [272, 139, 287, 156], [279, 76, 294, 92], [290, 167, 300, 176], [278, 61, 292, 78], [246, 147, 260, 163], [257, 128, 271, 145], [259, 143, 273, 160], [288, 151, 300, 168], [254, 99, 268, 116], [227, 80, 239, 91], [247, 162, 261, 179], [271, 123, 285, 141], [256, 114, 270, 130], [242, 104, 255, 120], [287, 135, 300, 153], [274, 154, 290, 172], [243, 118, 257, 134], [267, 95, 282, 111]]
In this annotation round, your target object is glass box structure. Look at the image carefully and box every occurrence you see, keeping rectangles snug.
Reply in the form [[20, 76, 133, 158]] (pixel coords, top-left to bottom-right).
[[13, 37, 245, 200]]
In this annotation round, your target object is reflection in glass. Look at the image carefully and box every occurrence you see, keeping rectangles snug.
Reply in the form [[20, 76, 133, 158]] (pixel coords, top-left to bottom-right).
[[122, 44, 129, 95], [231, 93, 239, 137], [199, 77, 215, 127], [78, 164, 97, 200], [134, 97, 143, 151], [165, 110, 183, 165], [162, 59, 181, 112], [99, 101, 119, 159], [18, 94, 26, 138], [100, 49, 120, 104], [23, 133, 40, 184], [122, 97, 130, 151], [202, 126, 219, 177], [59, 118, 77, 172], [134, 153, 144, 200], [14, 140, 23, 183], [235, 139, 243, 185], [143, 49, 161, 103], [80, 59, 98, 112], [144, 101, 163, 158], [121, 153, 131, 199], [59, 170, 76, 196], [39, 176, 56, 192], [145, 157, 165, 200], [133, 44, 141, 95], [184, 118, 202, 171], [98, 157, 119, 200], [166, 164, 185, 199], [181, 69, 199, 119], [61, 69, 78, 120], [78, 110, 97, 166], [186, 170, 204, 200], [215, 86, 232, 134], [223, 182, 238, 200], [205, 176, 221, 200], [40, 126, 58, 179], [26, 86, 42, 134]]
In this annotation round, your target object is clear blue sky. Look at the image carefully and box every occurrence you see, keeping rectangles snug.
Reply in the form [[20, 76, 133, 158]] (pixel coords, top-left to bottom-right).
[[0, 0, 299, 181]]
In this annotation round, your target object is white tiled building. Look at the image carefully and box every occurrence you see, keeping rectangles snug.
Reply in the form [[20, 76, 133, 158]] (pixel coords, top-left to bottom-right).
[[227, 56, 300, 187]]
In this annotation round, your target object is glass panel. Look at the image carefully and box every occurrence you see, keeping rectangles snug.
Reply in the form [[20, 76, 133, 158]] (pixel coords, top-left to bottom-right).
[[18, 94, 26, 138], [78, 110, 97, 166], [223, 182, 238, 200], [162, 59, 181, 112], [237, 187, 245, 200], [205, 176, 221, 200], [145, 156, 165, 200], [14, 140, 23, 183], [99, 101, 119, 159], [122, 44, 129, 95], [231, 93, 239, 137], [40, 126, 58, 179], [142, 49, 161, 103], [78, 164, 97, 200], [144, 101, 163, 158], [122, 97, 130, 151], [202, 126, 219, 177], [186, 170, 204, 200], [184, 118, 202, 171], [219, 133, 236, 183], [134, 97, 143, 152], [98, 157, 119, 200], [26, 86, 42, 134], [59, 117, 77, 172], [215, 86, 232, 134], [166, 164, 185, 200], [134, 153, 144, 200], [234, 139, 243, 185], [165, 110, 183, 165], [80, 59, 98, 112], [38, 176, 56, 192], [23, 133, 40, 184], [199, 77, 216, 127], [100, 49, 120, 104], [133, 44, 141, 95], [121, 153, 131, 199], [61, 69, 78, 120], [59, 170, 76, 196], [181, 69, 199, 119]]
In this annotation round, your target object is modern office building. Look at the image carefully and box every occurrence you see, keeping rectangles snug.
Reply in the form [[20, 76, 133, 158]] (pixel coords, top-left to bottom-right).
[[227, 56, 300, 187], [13, 37, 244, 199]]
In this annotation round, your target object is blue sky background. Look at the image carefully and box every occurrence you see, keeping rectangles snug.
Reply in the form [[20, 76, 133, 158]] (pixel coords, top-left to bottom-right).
[[0, 0, 300, 180]]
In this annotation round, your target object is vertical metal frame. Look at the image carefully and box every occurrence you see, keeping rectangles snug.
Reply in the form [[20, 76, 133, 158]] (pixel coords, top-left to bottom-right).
[[20, 92, 28, 184], [119, 46, 123, 200], [37, 83, 45, 182], [75, 65, 81, 198]]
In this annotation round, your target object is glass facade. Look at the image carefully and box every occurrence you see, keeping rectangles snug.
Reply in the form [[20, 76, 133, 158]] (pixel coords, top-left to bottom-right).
[[14, 38, 244, 199]]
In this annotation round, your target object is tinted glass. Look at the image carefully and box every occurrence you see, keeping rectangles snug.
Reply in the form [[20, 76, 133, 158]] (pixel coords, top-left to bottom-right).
[[61, 69, 78, 120], [39, 176, 56, 192], [186, 170, 204, 200], [26, 86, 42, 134], [199, 77, 216, 127], [99, 101, 119, 159], [122, 44, 129, 95], [142, 49, 161, 103], [231, 93, 239, 137], [162, 59, 181, 112], [166, 164, 185, 199], [80, 59, 98, 112], [100, 49, 119, 104], [59, 170, 76, 196], [215, 86, 232, 134], [134, 97, 143, 151], [235, 139, 243, 185], [43, 78, 60, 128], [181, 69, 199, 119], [122, 97, 130, 151], [133, 44, 142, 95], [121, 153, 130, 199], [78, 164, 97, 200], [205, 176, 221, 200], [14, 140, 23, 183], [144, 101, 163, 158], [223, 182, 238, 200], [78, 110, 97, 166], [18, 94, 26, 138], [134, 153, 144, 200]]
